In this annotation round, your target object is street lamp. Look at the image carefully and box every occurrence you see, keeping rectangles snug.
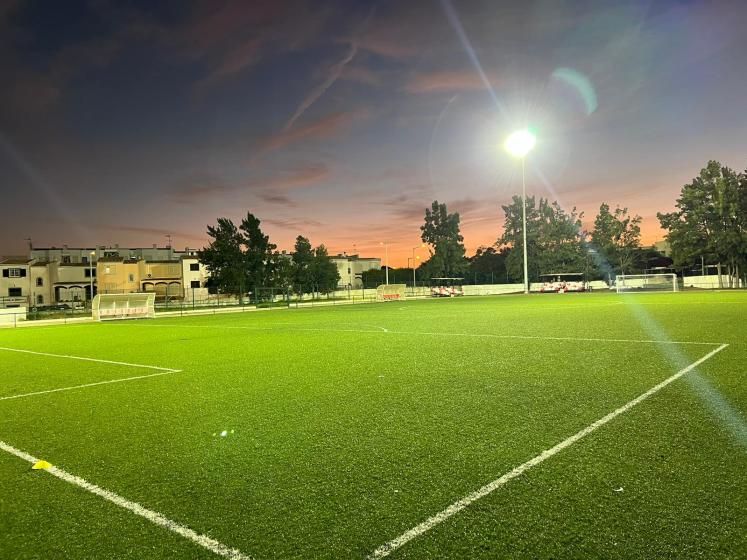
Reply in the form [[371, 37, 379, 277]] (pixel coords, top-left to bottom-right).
[[89, 250, 96, 305], [504, 129, 536, 294], [407, 255, 420, 293], [380, 242, 389, 285], [411, 244, 425, 291]]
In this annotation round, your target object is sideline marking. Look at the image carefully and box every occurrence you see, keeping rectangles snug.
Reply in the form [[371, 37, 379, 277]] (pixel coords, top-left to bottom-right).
[[110, 323, 723, 347], [0, 371, 178, 401], [0, 440, 252, 560], [0, 347, 180, 372], [368, 343, 729, 558]]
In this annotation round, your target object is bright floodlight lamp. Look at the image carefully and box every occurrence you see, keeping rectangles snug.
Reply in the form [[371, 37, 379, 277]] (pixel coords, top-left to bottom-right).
[[503, 129, 536, 295], [504, 129, 536, 158]]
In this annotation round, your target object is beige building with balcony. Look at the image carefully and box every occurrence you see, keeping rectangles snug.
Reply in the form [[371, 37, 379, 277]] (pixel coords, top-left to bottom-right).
[[96, 258, 183, 298]]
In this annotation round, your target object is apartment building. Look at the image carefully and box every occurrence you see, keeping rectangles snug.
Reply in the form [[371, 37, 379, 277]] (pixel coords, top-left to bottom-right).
[[31, 244, 178, 264], [0, 258, 33, 307], [330, 254, 382, 288]]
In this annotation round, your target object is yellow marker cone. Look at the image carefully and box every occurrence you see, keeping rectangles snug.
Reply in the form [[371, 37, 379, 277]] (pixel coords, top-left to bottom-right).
[[32, 460, 52, 470]]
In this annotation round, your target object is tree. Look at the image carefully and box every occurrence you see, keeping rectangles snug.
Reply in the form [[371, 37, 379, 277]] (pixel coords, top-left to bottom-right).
[[420, 200, 468, 279], [290, 237, 340, 295], [198, 212, 276, 301], [291, 236, 315, 292], [309, 244, 340, 294], [198, 218, 245, 296], [657, 161, 747, 287], [591, 203, 642, 276], [240, 213, 276, 291], [499, 196, 585, 282], [268, 253, 294, 295], [467, 246, 509, 283]]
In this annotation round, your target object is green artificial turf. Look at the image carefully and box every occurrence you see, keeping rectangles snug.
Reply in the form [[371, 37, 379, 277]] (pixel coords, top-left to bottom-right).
[[1, 291, 745, 559]]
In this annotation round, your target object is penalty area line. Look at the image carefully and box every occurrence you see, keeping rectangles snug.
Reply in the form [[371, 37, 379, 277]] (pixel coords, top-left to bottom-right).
[[0, 346, 180, 372], [0, 370, 180, 402], [0, 440, 253, 560], [368, 343, 729, 559]]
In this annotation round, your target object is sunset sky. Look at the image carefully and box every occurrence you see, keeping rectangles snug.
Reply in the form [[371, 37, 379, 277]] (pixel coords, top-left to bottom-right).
[[1, 0, 746, 265]]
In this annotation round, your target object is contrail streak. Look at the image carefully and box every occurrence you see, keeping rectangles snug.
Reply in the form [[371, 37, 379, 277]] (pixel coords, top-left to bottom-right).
[[284, 43, 358, 131]]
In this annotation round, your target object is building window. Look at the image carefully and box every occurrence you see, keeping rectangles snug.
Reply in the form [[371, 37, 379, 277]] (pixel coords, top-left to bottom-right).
[[128, 274, 135, 282], [104, 251, 119, 257], [9, 268, 21, 278], [36, 277, 43, 287], [8, 287, 22, 297], [61, 255, 71, 264], [191, 280, 200, 288], [36, 295, 44, 304], [190, 263, 199, 271], [82, 256, 88, 264], [168, 265, 179, 275], [84, 268, 97, 278], [105, 266, 116, 275]]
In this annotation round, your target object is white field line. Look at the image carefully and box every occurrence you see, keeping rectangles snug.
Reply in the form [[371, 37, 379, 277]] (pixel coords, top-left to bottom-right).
[[368, 343, 729, 559], [0, 441, 252, 560], [106, 323, 723, 347], [0, 346, 181, 401], [0, 371, 176, 401], [0, 347, 180, 372]]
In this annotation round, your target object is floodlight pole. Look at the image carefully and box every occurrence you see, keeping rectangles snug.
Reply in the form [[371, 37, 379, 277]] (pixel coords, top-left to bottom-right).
[[521, 157, 529, 294]]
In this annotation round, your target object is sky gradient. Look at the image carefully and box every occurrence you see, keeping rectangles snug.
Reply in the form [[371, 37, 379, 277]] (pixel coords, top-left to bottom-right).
[[1, 0, 746, 265]]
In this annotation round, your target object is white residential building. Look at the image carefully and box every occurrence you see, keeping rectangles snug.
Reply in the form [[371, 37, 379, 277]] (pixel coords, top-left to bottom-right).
[[330, 254, 381, 288]]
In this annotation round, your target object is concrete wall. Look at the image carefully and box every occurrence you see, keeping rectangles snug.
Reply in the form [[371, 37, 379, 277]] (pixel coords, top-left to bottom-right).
[[683, 274, 744, 289], [0, 307, 26, 324]]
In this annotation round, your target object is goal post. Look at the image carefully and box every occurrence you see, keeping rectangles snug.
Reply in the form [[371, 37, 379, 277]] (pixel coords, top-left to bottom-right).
[[92, 293, 156, 321], [615, 273, 679, 293], [376, 284, 406, 302]]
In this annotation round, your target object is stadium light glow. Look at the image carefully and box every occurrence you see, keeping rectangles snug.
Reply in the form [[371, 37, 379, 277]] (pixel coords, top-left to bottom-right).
[[504, 129, 536, 158], [503, 129, 537, 294]]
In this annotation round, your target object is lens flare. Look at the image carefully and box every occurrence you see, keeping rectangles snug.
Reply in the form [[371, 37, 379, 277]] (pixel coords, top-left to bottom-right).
[[504, 129, 536, 158], [551, 67, 598, 115]]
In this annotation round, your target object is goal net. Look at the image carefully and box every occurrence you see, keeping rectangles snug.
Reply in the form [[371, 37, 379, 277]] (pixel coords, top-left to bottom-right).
[[92, 293, 156, 321], [376, 284, 406, 302], [615, 274, 678, 293]]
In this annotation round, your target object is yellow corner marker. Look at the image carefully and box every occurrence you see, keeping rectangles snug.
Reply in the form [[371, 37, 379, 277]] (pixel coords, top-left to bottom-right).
[[32, 460, 52, 470]]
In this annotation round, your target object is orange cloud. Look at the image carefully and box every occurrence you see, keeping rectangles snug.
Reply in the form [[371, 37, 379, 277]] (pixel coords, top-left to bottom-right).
[[254, 110, 369, 156], [250, 162, 330, 206], [405, 70, 498, 94]]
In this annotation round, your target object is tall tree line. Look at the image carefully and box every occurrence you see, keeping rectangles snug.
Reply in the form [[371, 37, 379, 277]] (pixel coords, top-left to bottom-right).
[[415, 164, 738, 284], [198, 212, 340, 299]]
